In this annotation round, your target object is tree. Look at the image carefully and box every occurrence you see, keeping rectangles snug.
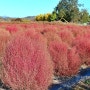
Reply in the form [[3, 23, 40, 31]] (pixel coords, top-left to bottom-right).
[[35, 14, 44, 21], [89, 15, 90, 22], [35, 13, 51, 21], [57, 9, 67, 22], [80, 9, 89, 23], [55, 0, 80, 22], [11, 18, 22, 22], [70, 7, 80, 22], [44, 13, 51, 21], [50, 11, 57, 21]]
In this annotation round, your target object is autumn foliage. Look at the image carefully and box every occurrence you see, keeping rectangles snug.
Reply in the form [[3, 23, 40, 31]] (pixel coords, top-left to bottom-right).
[[49, 41, 81, 76], [0, 29, 10, 79], [0, 22, 90, 89], [73, 34, 90, 65], [2, 30, 53, 90], [0, 29, 10, 57], [58, 30, 74, 46]]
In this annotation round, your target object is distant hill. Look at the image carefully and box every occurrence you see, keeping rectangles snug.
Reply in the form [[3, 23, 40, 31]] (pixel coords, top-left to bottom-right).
[[2, 16, 11, 19], [0, 16, 11, 22], [0, 16, 36, 22], [24, 16, 35, 21]]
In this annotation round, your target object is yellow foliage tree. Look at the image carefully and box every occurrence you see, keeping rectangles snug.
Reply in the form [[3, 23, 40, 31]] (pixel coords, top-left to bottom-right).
[[44, 13, 51, 21], [35, 13, 51, 21], [35, 14, 44, 21]]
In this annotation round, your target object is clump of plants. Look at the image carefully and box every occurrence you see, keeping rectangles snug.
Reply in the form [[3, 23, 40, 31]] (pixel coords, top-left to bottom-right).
[[2, 30, 53, 90], [0, 29, 10, 79], [49, 41, 81, 76]]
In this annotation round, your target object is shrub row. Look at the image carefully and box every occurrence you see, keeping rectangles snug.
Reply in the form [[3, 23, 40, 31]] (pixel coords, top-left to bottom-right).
[[0, 22, 90, 90]]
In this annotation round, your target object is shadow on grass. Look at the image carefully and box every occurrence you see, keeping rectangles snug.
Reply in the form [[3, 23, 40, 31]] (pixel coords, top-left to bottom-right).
[[49, 68, 90, 90]]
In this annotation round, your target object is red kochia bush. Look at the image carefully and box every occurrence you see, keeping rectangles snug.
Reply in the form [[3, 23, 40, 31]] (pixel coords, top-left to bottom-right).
[[43, 31, 62, 45], [73, 35, 90, 65], [49, 41, 81, 76], [0, 29, 10, 57], [2, 30, 53, 90], [67, 47, 81, 75], [0, 29, 10, 79], [49, 41, 68, 76], [6, 25, 18, 33], [58, 30, 74, 46]]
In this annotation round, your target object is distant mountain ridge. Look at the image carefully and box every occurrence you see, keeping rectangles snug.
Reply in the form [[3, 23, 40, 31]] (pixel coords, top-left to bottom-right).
[[24, 16, 35, 20], [0, 16, 36, 22]]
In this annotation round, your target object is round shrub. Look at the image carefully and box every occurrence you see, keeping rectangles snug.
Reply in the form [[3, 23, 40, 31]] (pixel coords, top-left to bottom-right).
[[73, 35, 90, 65], [49, 41, 81, 76], [2, 30, 53, 90]]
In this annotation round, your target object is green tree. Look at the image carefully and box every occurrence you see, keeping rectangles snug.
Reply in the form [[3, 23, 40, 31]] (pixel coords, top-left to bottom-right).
[[50, 11, 57, 21], [80, 9, 89, 23], [55, 0, 80, 22], [89, 15, 90, 22]]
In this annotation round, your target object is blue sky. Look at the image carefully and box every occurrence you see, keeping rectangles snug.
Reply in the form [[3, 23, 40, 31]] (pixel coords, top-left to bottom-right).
[[0, 0, 90, 17]]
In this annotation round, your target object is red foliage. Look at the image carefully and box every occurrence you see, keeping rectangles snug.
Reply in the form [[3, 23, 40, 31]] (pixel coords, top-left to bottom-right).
[[67, 47, 81, 75], [1, 22, 90, 79], [49, 41, 68, 76], [66, 25, 84, 37], [0, 29, 10, 57], [73, 35, 90, 65], [2, 30, 53, 90], [6, 25, 18, 33], [58, 30, 74, 46], [49, 41, 81, 76], [43, 31, 62, 45], [0, 29, 10, 79]]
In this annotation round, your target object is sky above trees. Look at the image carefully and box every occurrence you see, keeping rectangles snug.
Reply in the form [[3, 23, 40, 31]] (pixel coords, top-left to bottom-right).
[[0, 0, 90, 17]]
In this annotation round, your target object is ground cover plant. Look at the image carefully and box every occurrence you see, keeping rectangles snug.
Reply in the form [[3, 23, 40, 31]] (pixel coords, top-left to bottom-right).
[[0, 29, 10, 79], [1, 29, 54, 90], [0, 22, 90, 89]]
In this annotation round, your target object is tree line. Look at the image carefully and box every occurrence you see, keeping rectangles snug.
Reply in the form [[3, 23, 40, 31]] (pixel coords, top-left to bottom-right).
[[35, 0, 90, 23]]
